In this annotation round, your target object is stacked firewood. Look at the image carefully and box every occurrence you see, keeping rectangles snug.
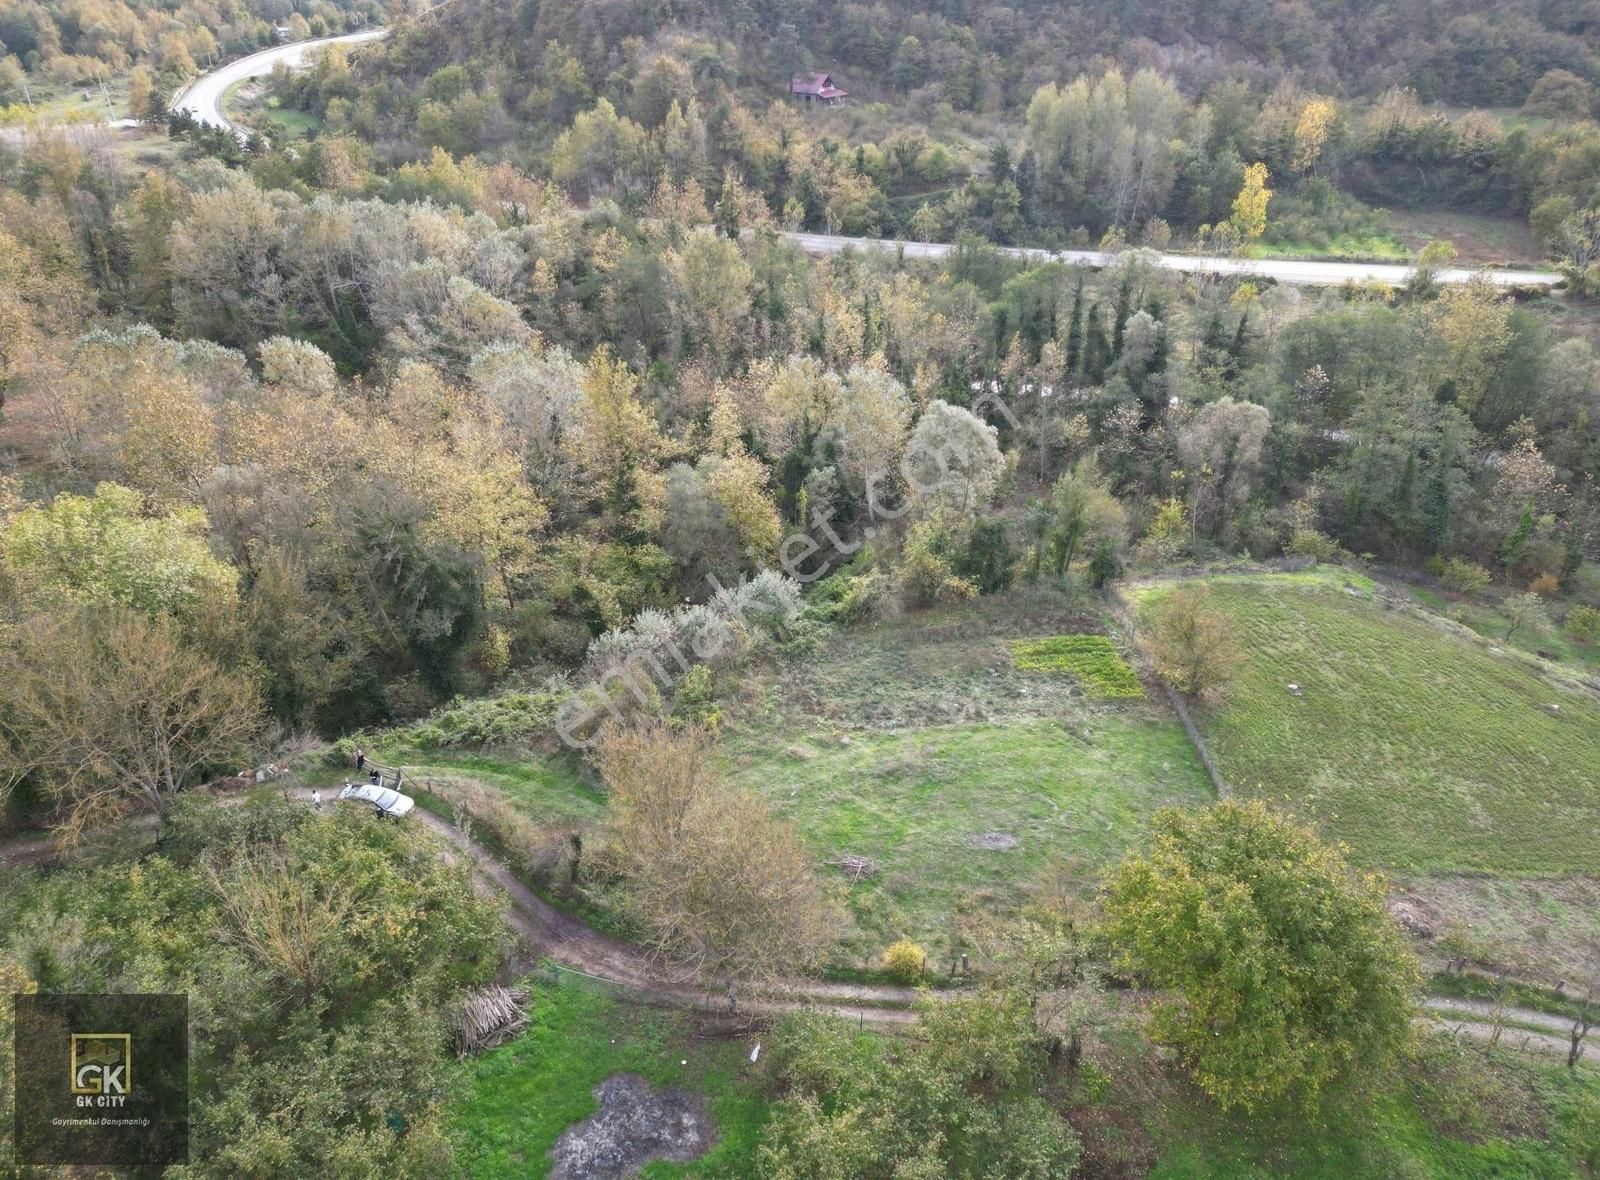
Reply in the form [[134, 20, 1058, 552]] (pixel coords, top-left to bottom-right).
[[450, 984, 530, 1059]]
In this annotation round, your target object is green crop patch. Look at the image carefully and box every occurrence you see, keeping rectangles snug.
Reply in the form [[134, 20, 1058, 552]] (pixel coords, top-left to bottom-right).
[[1010, 635, 1145, 700]]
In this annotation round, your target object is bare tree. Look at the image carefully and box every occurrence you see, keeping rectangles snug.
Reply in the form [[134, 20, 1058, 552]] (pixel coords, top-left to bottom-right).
[[1569, 988, 1594, 1069]]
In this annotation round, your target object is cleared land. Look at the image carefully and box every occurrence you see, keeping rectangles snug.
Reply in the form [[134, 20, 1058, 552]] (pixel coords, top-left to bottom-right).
[[721, 590, 1214, 966], [1133, 569, 1600, 874]]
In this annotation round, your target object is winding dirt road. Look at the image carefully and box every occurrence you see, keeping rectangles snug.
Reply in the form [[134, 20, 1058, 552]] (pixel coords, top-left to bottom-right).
[[6, 791, 1594, 1055]]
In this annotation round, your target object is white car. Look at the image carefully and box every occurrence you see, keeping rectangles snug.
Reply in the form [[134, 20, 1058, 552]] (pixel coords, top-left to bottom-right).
[[337, 782, 416, 818]]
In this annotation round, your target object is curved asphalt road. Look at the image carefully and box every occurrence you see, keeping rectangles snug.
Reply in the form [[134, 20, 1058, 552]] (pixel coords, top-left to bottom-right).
[[170, 33, 1560, 289], [170, 29, 387, 135], [786, 232, 1561, 289]]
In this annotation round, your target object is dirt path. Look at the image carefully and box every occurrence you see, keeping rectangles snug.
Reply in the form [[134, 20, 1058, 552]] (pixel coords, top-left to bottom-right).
[[1421, 997, 1596, 1066], [286, 789, 921, 1027], [9, 796, 1598, 1053], [0, 834, 56, 871]]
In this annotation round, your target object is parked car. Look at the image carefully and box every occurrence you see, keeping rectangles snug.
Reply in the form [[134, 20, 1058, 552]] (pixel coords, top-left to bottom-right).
[[337, 781, 416, 818]]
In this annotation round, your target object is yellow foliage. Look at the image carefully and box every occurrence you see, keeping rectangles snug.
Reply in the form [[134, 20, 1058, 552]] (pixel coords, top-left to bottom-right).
[[1230, 163, 1272, 242], [1292, 98, 1337, 173], [883, 938, 927, 983]]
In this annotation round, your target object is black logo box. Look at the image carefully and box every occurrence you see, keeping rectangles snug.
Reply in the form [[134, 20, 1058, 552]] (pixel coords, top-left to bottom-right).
[[13, 993, 188, 1166]]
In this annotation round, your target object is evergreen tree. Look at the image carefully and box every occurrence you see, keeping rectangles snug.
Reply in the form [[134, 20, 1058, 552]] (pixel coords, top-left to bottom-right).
[[1065, 276, 1085, 376], [1084, 302, 1111, 384], [1500, 502, 1534, 573]]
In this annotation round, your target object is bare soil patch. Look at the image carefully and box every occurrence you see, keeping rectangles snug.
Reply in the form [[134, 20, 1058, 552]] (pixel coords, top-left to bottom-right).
[[970, 831, 1021, 850], [548, 1073, 715, 1179]]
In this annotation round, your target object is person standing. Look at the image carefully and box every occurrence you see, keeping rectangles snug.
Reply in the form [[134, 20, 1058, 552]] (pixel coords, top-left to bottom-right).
[[355, 748, 366, 773], [311, 789, 323, 811]]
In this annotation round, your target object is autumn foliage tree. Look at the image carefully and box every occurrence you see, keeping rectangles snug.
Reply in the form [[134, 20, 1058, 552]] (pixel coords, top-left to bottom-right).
[[1142, 585, 1241, 699], [1101, 800, 1420, 1110], [0, 609, 263, 842], [594, 721, 832, 982]]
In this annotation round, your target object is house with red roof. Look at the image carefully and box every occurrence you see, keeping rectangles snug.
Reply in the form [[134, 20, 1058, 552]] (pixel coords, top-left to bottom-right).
[[790, 71, 848, 106]]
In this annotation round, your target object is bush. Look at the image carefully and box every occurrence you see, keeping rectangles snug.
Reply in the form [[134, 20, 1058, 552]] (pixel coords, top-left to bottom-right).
[[670, 664, 721, 732], [1087, 537, 1122, 588], [1438, 557, 1492, 595], [597, 722, 832, 981], [1565, 604, 1600, 645], [898, 523, 979, 607], [405, 690, 568, 748], [1141, 586, 1239, 699], [811, 563, 892, 625], [1286, 527, 1346, 563], [882, 938, 927, 983]]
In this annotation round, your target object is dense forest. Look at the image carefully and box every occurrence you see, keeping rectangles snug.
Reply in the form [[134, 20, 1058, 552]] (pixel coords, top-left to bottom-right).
[[222, 0, 1600, 278]]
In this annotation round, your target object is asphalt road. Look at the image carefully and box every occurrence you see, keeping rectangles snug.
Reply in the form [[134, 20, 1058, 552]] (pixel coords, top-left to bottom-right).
[[784, 231, 1562, 289], [168, 34, 1561, 289], [169, 29, 387, 134]]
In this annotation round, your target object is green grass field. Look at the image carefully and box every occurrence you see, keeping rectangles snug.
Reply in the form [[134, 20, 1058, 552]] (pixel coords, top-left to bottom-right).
[[723, 716, 1213, 967], [449, 972, 766, 1178], [397, 751, 604, 828], [1134, 570, 1600, 874], [1249, 233, 1412, 262], [719, 591, 1214, 967]]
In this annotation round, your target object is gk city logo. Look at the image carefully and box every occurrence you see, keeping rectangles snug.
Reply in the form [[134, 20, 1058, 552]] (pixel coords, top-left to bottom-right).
[[70, 1033, 131, 1107]]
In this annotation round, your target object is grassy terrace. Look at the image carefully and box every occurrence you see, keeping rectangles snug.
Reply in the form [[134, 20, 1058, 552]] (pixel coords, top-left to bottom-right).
[[720, 589, 1213, 966], [724, 716, 1211, 967], [1133, 569, 1600, 874], [396, 751, 603, 829]]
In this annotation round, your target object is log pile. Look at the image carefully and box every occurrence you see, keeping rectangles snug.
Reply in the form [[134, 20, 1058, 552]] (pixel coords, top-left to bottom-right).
[[450, 984, 530, 1059]]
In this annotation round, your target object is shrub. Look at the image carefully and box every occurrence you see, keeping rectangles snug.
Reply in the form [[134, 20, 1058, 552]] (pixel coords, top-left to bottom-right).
[[670, 664, 721, 732], [1529, 572, 1561, 597], [1286, 527, 1346, 563], [407, 690, 567, 748], [882, 938, 927, 984], [898, 524, 979, 607], [1438, 557, 1491, 595], [597, 722, 832, 981], [819, 567, 891, 625], [762, 991, 1081, 1179], [1087, 538, 1122, 588], [1141, 586, 1240, 699], [1010, 635, 1144, 700], [1566, 604, 1600, 645], [1137, 497, 1190, 562]]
